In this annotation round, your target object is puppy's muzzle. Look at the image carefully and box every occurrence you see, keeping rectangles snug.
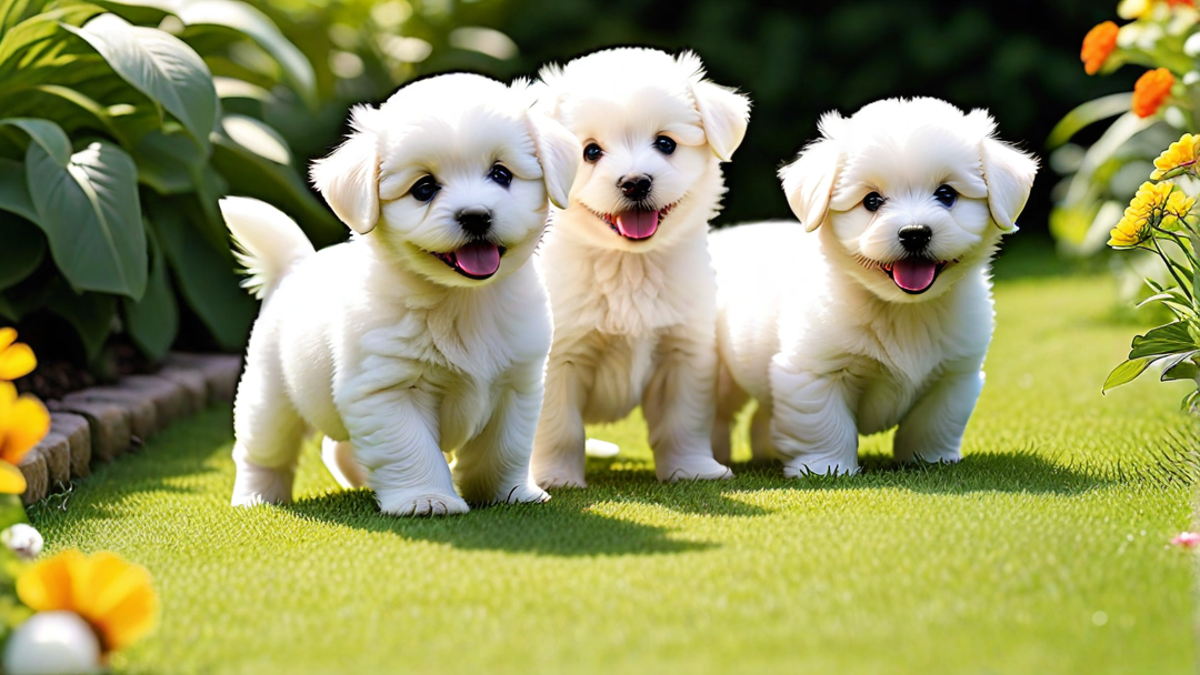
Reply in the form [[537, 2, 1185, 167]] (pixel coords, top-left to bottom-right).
[[898, 224, 932, 253], [457, 207, 492, 238], [618, 174, 653, 202]]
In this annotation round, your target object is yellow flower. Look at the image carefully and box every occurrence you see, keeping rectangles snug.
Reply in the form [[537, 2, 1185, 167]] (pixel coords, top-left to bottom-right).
[[1152, 133, 1199, 179], [0, 381, 49, 494], [1109, 181, 1195, 247], [0, 328, 36, 381], [1119, 0, 1153, 17], [16, 550, 159, 653]]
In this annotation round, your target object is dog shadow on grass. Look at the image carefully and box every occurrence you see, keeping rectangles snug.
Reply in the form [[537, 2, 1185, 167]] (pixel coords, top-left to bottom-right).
[[283, 461, 773, 557]]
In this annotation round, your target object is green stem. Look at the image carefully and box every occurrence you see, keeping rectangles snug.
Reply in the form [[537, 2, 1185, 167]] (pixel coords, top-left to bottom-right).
[[1154, 237, 1195, 303]]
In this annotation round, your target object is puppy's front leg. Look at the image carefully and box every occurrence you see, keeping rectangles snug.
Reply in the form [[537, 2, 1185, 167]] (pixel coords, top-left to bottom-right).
[[643, 329, 733, 482], [893, 364, 985, 465], [343, 387, 468, 517], [531, 358, 588, 489], [455, 362, 551, 505], [769, 360, 860, 476]]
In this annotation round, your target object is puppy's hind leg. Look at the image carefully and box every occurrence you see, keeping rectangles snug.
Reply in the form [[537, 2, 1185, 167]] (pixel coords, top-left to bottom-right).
[[711, 358, 746, 467], [231, 353, 305, 506], [321, 437, 367, 489], [531, 360, 589, 489]]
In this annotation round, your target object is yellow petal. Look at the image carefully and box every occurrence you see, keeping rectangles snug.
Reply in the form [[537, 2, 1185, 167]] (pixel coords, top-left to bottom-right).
[[0, 394, 49, 466], [16, 550, 158, 653], [0, 461, 26, 494], [0, 328, 15, 352], [17, 549, 82, 611], [0, 342, 36, 380]]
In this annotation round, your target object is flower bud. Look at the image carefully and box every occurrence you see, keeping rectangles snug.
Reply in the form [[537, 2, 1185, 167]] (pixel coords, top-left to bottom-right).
[[3, 611, 103, 675], [1, 524, 43, 560]]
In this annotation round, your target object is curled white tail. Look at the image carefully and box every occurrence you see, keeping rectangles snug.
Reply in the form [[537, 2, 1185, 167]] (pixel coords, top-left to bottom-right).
[[219, 197, 315, 299]]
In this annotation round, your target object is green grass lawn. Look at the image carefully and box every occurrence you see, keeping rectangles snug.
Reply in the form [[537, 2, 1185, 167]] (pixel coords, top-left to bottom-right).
[[29, 250, 1200, 675]]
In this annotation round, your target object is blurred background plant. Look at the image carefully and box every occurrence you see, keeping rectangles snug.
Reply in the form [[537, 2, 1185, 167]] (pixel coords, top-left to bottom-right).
[[1, 0, 1136, 384], [1048, 0, 1200, 304]]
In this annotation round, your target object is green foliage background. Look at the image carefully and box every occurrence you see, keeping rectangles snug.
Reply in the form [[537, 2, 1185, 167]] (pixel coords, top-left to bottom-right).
[[2, 0, 1139, 366]]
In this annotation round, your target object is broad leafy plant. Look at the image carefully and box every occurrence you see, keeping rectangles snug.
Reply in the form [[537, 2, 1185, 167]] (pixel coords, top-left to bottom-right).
[[0, 0, 339, 364]]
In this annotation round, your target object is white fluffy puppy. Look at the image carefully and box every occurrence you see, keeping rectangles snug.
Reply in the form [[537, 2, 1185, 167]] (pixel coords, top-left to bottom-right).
[[222, 73, 580, 516], [531, 48, 750, 488], [711, 98, 1037, 476]]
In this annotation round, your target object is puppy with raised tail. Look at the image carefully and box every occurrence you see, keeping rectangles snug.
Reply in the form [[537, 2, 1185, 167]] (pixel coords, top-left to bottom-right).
[[711, 98, 1037, 476], [223, 73, 580, 516], [530, 48, 750, 488]]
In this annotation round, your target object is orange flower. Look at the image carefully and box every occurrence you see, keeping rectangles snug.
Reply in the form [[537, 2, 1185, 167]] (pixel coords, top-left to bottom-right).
[[1081, 21, 1119, 75], [1132, 68, 1175, 118], [16, 550, 159, 653], [1167, 0, 1195, 7]]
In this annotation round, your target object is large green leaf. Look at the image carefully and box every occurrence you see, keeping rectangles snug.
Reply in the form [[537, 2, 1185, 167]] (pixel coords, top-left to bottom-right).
[[175, 0, 316, 108], [25, 135, 148, 299], [123, 228, 177, 359], [0, 0, 38, 34], [0, 216, 45, 292], [66, 13, 216, 151], [210, 132, 342, 246], [1045, 93, 1134, 149], [1161, 352, 1199, 383], [1128, 321, 1199, 360], [0, 156, 35, 221], [47, 286, 117, 361], [0, 117, 70, 164], [134, 128, 205, 194], [0, 5, 104, 80], [149, 196, 255, 350], [1103, 358, 1150, 393]]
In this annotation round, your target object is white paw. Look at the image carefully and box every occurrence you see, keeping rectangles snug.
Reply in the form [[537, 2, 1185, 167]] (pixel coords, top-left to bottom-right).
[[657, 457, 734, 483], [231, 462, 294, 506], [535, 470, 588, 490], [377, 492, 470, 517], [499, 483, 552, 504], [782, 456, 860, 478], [908, 450, 962, 465]]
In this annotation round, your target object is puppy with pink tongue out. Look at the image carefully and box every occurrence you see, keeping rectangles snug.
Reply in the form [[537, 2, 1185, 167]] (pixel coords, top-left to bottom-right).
[[530, 48, 751, 488], [709, 98, 1038, 476]]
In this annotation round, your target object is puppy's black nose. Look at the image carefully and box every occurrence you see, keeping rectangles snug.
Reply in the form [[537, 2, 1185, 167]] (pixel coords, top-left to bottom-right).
[[457, 207, 492, 238], [898, 224, 932, 253], [619, 174, 653, 201]]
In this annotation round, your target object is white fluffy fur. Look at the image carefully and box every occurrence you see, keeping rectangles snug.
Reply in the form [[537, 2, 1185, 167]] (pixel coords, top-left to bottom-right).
[[225, 73, 581, 516], [711, 98, 1038, 476], [531, 48, 751, 487]]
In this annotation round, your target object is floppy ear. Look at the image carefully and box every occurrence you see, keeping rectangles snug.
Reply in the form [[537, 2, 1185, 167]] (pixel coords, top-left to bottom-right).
[[527, 111, 581, 210], [780, 139, 842, 233], [310, 106, 380, 234], [690, 79, 751, 162], [980, 137, 1038, 232]]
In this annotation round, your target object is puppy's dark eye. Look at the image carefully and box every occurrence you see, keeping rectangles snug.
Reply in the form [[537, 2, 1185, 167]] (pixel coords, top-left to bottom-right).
[[409, 176, 440, 203], [489, 164, 512, 187], [583, 143, 603, 163], [654, 135, 676, 155], [934, 184, 958, 208], [863, 192, 885, 212]]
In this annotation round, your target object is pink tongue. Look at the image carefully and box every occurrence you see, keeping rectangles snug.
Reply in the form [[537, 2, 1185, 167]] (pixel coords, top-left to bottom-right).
[[614, 209, 659, 240], [892, 258, 937, 292], [453, 241, 501, 278]]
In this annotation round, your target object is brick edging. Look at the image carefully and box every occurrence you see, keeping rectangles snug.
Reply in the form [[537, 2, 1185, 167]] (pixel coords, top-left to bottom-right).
[[18, 353, 242, 506]]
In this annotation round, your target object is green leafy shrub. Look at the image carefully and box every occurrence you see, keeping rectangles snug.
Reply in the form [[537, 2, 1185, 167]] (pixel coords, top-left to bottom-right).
[[0, 0, 339, 366]]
